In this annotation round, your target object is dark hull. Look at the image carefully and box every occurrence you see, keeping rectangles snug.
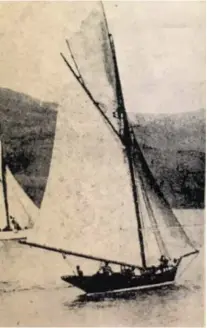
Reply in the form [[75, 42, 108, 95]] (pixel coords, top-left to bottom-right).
[[61, 266, 178, 295]]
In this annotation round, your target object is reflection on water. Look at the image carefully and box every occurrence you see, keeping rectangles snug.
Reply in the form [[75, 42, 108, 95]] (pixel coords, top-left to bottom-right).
[[66, 284, 191, 308], [71, 280, 202, 307]]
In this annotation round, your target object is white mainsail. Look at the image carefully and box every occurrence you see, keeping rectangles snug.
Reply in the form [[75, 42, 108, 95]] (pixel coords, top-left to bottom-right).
[[27, 95, 142, 270]]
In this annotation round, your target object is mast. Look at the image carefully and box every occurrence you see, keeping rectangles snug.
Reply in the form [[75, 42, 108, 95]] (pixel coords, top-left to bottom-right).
[[110, 37, 146, 269], [1, 141, 11, 230], [101, 3, 147, 268]]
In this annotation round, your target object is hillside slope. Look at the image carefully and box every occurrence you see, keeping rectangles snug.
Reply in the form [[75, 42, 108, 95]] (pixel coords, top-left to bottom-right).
[[132, 109, 205, 208], [0, 88, 205, 209], [0, 88, 57, 207]]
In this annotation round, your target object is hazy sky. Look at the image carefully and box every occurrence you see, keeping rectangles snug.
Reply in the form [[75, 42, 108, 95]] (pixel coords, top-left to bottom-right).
[[0, 1, 205, 114]]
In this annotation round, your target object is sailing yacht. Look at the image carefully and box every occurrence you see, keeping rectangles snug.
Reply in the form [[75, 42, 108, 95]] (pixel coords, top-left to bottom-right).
[[0, 140, 37, 240], [21, 2, 199, 296]]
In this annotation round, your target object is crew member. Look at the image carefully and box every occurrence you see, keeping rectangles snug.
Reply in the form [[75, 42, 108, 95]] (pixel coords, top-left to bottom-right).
[[121, 266, 135, 277], [76, 265, 83, 277], [159, 255, 169, 271], [102, 262, 113, 276], [10, 216, 21, 231]]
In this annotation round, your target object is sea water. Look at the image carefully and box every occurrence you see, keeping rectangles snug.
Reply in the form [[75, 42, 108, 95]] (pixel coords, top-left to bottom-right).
[[0, 209, 204, 327]]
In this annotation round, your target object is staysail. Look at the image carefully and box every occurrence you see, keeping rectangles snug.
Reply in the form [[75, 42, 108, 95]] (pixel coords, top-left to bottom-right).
[[130, 135, 197, 265], [24, 1, 197, 271]]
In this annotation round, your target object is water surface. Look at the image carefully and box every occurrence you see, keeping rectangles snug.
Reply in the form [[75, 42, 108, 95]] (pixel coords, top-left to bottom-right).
[[0, 209, 204, 326]]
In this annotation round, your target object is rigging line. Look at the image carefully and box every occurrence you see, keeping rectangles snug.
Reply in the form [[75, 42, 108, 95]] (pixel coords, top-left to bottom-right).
[[61, 253, 76, 273], [139, 214, 148, 262], [177, 252, 199, 279], [140, 183, 169, 258], [128, 158, 148, 265], [15, 192, 33, 226], [138, 223, 205, 230], [133, 156, 169, 258], [136, 189, 147, 260], [160, 241, 198, 247], [130, 159, 152, 260], [100, 1, 110, 37], [8, 172, 34, 225], [60, 52, 122, 145], [126, 147, 146, 268], [65, 40, 83, 81]]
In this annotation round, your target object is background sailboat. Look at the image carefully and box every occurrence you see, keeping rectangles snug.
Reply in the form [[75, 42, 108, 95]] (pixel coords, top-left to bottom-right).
[[0, 140, 38, 240], [21, 2, 199, 294]]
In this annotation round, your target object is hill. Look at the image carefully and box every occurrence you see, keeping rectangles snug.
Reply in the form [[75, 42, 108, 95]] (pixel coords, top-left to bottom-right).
[[131, 109, 205, 208], [0, 87, 57, 207], [0, 88, 205, 209]]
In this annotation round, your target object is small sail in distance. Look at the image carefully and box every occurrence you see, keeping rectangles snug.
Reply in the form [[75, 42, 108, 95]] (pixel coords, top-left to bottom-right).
[[0, 139, 39, 240], [6, 167, 38, 230]]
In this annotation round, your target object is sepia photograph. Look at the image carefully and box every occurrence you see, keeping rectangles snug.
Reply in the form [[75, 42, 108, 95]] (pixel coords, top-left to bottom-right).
[[0, 1, 205, 326]]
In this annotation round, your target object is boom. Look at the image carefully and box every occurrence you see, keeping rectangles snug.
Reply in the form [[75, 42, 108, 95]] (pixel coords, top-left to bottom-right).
[[20, 240, 143, 270]]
